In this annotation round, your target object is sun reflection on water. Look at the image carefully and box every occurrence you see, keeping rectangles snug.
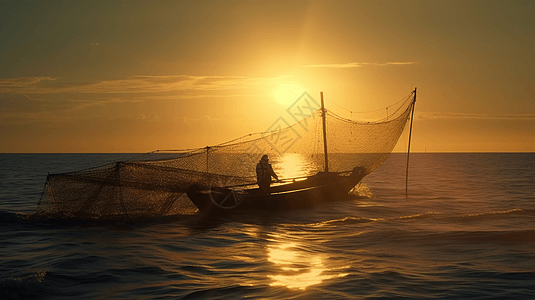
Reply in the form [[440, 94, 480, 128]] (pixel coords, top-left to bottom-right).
[[267, 241, 348, 290], [271, 153, 316, 180]]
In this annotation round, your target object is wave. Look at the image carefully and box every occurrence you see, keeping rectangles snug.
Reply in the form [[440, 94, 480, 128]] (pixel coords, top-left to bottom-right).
[[349, 183, 374, 198], [396, 211, 443, 220], [462, 208, 522, 217], [303, 211, 443, 228], [456, 208, 534, 222], [0, 271, 47, 300], [308, 216, 377, 227]]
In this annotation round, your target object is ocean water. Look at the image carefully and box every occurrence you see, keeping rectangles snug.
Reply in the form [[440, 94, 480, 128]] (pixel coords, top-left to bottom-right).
[[1, 153, 534, 299]]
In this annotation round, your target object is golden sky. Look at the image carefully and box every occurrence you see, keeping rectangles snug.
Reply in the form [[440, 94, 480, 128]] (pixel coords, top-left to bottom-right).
[[1, 0, 534, 153]]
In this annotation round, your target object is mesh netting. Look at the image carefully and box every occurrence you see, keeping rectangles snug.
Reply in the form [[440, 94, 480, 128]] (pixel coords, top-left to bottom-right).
[[36, 91, 415, 220]]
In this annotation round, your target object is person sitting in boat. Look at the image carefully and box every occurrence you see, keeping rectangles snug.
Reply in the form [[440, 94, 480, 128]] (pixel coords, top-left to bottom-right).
[[256, 155, 279, 195]]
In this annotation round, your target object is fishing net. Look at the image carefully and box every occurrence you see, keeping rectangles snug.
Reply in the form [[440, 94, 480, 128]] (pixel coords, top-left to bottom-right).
[[36, 91, 416, 220]]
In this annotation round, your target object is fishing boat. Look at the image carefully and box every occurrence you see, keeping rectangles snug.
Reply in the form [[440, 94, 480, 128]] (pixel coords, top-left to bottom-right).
[[186, 92, 370, 215], [36, 90, 416, 220], [187, 167, 368, 214]]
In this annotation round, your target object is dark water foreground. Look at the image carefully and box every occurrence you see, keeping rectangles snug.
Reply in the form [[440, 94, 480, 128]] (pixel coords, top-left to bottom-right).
[[1, 153, 534, 299]]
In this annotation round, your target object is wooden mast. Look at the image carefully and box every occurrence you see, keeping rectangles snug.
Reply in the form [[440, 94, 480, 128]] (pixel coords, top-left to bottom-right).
[[405, 88, 417, 195], [321, 92, 329, 173]]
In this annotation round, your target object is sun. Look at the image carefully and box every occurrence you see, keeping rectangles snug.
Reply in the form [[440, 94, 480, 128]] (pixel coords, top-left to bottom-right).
[[273, 83, 305, 106]]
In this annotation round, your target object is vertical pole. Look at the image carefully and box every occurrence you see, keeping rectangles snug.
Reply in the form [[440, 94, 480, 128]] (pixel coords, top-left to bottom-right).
[[321, 92, 329, 173], [206, 146, 210, 173], [406, 88, 417, 195]]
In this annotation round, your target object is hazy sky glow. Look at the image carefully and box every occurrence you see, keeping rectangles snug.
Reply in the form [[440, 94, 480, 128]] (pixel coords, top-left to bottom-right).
[[1, 0, 534, 152]]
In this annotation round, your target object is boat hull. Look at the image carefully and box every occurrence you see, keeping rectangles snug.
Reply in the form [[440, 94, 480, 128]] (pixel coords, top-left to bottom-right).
[[186, 168, 366, 215]]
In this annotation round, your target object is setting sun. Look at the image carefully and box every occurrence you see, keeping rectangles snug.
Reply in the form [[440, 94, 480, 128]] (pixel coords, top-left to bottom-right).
[[273, 83, 305, 106]]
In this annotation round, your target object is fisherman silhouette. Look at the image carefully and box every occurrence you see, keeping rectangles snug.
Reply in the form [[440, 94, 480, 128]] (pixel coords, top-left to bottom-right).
[[256, 155, 279, 195]]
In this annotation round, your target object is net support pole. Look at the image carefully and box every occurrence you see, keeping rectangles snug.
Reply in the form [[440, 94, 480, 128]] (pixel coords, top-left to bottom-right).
[[321, 92, 329, 173], [405, 88, 417, 195]]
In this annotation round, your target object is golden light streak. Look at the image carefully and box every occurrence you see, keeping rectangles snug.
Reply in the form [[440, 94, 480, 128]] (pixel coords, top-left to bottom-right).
[[267, 242, 348, 290]]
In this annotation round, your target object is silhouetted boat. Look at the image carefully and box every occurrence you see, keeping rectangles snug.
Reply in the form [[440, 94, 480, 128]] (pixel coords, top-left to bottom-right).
[[187, 167, 367, 214], [186, 90, 416, 215]]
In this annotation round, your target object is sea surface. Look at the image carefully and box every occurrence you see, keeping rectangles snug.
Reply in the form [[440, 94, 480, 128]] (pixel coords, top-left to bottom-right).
[[1, 153, 534, 299]]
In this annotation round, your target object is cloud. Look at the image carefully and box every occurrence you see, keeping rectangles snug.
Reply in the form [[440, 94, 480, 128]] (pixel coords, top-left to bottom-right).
[[417, 111, 535, 121], [303, 62, 417, 68], [0, 77, 56, 89], [0, 75, 286, 126], [68, 98, 139, 110], [0, 75, 282, 95]]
